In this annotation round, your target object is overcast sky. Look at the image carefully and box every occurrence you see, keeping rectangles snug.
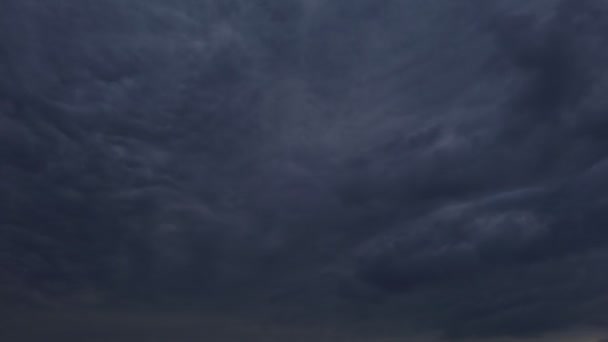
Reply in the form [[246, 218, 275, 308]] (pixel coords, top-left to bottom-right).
[[1, 0, 608, 341]]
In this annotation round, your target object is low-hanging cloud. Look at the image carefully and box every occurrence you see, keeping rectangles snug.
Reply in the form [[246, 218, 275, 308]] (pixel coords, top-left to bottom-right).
[[1, 0, 608, 340]]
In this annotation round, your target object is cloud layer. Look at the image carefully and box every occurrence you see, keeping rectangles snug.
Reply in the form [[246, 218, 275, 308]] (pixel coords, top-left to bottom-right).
[[1, 0, 608, 339]]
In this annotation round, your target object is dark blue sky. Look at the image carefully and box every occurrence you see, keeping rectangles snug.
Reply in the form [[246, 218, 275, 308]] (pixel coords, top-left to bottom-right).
[[1, 0, 608, 340]]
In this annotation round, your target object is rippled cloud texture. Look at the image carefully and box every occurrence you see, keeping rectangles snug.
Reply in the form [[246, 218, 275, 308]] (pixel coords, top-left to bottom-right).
[[1, 0, 608, 340]]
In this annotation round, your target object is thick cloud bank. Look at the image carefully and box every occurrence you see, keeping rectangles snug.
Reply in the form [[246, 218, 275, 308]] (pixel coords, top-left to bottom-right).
[[1, 0, 608, 340]]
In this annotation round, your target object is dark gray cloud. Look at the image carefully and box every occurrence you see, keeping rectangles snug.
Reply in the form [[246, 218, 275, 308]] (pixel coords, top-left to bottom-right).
[[1, 0, 608, 340]]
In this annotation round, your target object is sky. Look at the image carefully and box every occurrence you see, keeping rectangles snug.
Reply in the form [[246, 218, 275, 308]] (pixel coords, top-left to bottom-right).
[[1, 0, 608, 341]]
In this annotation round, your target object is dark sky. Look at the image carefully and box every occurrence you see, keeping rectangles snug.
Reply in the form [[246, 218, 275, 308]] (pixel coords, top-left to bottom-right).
[[1, 0, 608, 341]]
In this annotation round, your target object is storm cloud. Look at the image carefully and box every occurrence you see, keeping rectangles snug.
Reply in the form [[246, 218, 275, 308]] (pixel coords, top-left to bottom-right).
[[1, 0, 608, 340]]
